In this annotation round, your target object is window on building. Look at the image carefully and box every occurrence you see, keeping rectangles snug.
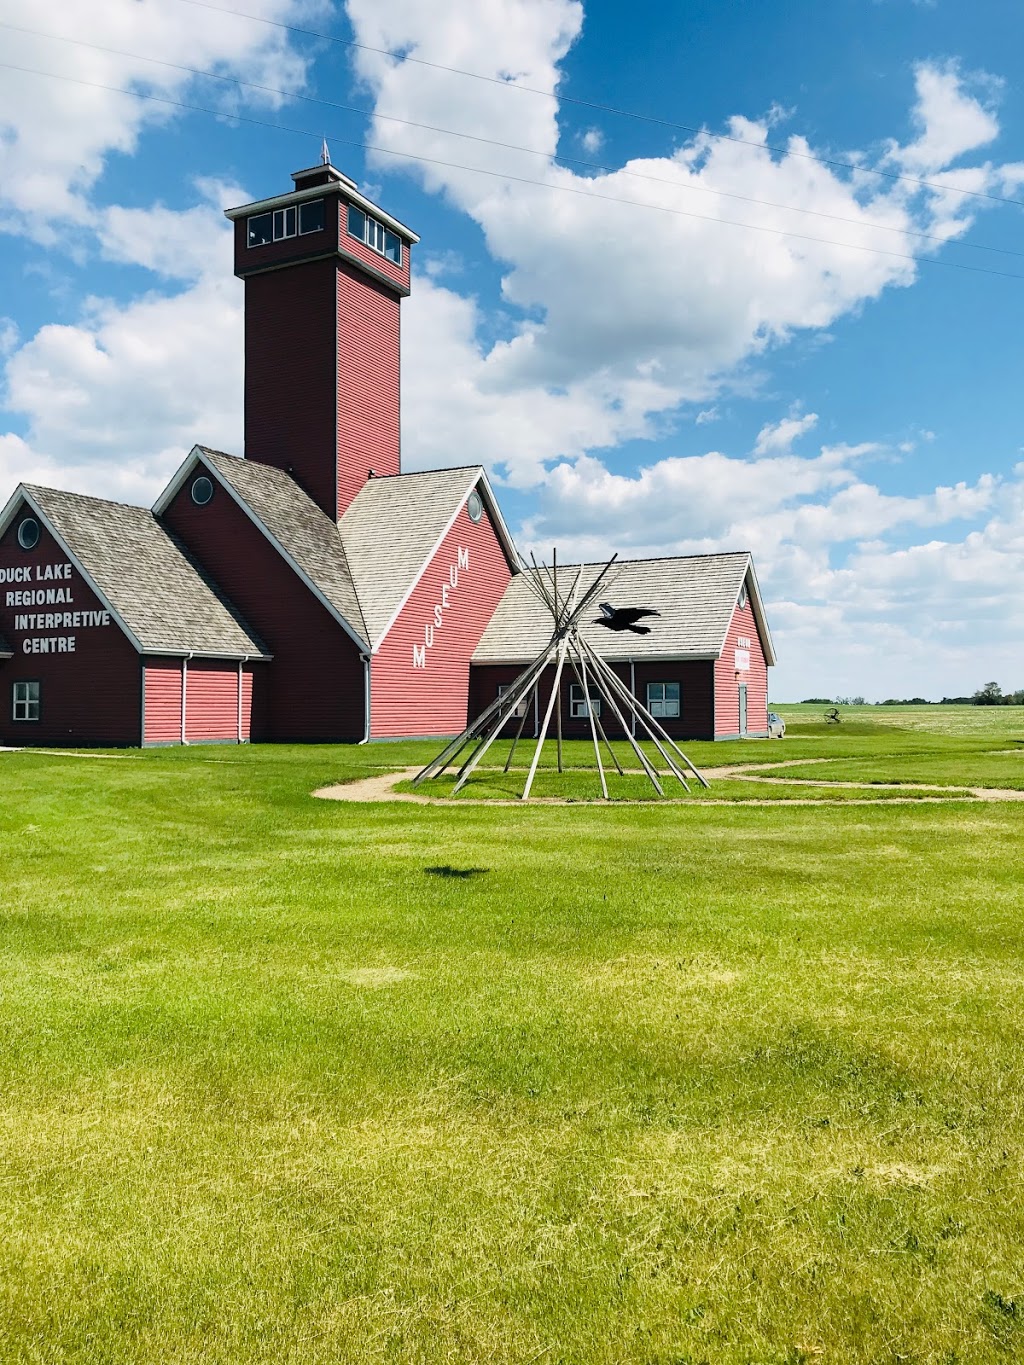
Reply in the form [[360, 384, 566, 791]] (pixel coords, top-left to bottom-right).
[[17, 517, 40, 550], [647, 681, 680, 718], [191, 476, 214, 506], [248, 201, 324, 247], [497, 683, 528, 719], [738, 581, 748, 609], [299, 199, 325, 235], [12, 681, 40, 722], [272, 206, 297, 241], [347, 204, 402, 264], [569, 683, 602, 719], [247, 213, 273, 247]]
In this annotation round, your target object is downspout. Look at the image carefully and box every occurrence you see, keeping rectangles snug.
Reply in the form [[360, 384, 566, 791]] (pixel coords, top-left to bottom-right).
[[237, 656, 249, 744], [358, 653, 371, 743], [181, 652, 193, 745]]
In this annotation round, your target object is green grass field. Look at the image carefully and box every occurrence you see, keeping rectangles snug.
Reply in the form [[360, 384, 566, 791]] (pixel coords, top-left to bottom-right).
[[1, 706, 1023, 1363]]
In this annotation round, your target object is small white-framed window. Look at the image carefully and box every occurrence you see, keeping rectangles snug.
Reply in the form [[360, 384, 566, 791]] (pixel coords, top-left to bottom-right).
[[466, 490, 483, 523], [17, 517, 40, 551], [272, 206, 297, 241], [347, 204, 402, 265], [738, 581, 748, 609], [248, 212, 273, 247], [497, 683, 528, 719], [569, 683, 602, 719], [647, 681, 680, 718], [191, 476, 214, 506], [13, 680, 40, 722]]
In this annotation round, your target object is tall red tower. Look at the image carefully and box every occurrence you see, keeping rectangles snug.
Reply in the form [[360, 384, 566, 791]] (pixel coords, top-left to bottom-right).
[[225, 159, 418, 520]]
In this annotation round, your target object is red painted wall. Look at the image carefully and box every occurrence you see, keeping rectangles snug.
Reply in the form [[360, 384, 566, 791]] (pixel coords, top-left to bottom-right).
[[0, 511, 141, 746], [337, 263, 401, 516], [714, 595, 769, 737], [370, 498, 512, 738], [233, 194, 339, 278], [336, 199, 411, 294], [243, 256, 341, 518], [162, 474, 366, 742], [185, 660, 253, 742], [143, 660, 182, 744]]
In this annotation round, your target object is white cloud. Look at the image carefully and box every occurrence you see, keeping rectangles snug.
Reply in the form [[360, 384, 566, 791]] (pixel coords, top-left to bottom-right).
[[1, 191, 243, 502], [753, 411, 818, 455], [0, 0, 315, 231], [579, 127, 603, 154], [345, 0, 1017, 486]]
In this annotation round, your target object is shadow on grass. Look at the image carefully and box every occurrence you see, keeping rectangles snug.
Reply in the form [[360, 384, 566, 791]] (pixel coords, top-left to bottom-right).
[[425, 866, 490, 879]]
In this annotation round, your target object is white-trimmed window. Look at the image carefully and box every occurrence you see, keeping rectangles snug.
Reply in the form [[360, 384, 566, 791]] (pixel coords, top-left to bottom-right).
[[497, 683, 527, 719], [738, 581, 748, 609], [569, 683, 602, 719], [247, 200, 324, 248], [12, 681, 40, 722], [347, 205, 402, 264], [647, 681, 680, 718]]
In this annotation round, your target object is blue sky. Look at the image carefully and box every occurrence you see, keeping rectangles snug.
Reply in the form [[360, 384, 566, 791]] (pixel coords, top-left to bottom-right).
[[1, 0, 1022, 699]]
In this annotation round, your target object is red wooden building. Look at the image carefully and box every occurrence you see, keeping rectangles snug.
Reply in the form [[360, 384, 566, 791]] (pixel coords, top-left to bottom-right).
[[0, 158, 774, 747]]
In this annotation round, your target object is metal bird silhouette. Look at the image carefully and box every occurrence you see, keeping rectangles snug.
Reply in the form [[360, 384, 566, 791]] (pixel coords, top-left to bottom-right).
[[592, 602, 661, 635]]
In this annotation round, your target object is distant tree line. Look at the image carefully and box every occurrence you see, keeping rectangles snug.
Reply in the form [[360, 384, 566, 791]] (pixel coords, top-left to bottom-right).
[[799, 682, 1024, 707]]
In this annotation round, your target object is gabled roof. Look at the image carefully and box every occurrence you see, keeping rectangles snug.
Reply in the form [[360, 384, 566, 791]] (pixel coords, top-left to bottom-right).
[[472, 552, 776, 665], [155, 448, 369, 650], [1, 485, 269, 659], [339, 466, 518, 648]]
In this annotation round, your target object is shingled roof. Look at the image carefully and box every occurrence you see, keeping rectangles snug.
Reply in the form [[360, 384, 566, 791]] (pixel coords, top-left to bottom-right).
[[15, 485, 269, 659], [340, 466, 513, 646], [194, 449, 368, 646], [473, 552, 775, 664]]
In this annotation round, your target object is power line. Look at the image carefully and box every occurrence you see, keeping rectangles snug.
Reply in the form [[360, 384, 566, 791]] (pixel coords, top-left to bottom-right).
[[4, 18, 1022, 262], [3, 59, 1023, 283], [171, 0, 1024, 211]]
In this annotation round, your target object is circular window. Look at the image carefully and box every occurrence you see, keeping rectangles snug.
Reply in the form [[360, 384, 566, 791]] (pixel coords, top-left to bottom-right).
[[17, 517, 40, 551], [738, 583, 748, 609], [191, 476, 214, 506], [466, 490, 483, 523]]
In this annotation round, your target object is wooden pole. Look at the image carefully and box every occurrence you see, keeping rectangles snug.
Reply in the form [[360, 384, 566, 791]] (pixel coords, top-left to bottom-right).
[[522, 639, 569, 800], [577, 646, 664, 795], [553, 549, 563, 774], [579, 640, 693, 791], [573, 641, 607, 799]]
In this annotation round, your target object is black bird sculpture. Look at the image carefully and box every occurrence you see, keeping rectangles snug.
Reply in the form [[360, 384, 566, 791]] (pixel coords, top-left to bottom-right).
[[592, 602, 661, 635]]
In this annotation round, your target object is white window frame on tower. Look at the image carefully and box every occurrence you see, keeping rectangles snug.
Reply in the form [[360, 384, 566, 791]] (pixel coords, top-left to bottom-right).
[[346, 205, 402, 265], [247, 200, 324, 248]]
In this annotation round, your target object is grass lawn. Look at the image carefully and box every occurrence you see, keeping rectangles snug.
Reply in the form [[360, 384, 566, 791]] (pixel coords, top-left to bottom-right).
[[1, 708, 1023, 1363]]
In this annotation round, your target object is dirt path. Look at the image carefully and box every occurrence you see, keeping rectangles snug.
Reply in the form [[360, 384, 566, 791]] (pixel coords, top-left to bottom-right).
[[313, 765, 1024, 806]]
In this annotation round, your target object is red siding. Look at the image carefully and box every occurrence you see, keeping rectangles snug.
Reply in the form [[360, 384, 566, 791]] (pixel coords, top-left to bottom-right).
[[469, 660, 716, 741], [233, 195, 340, 278], [161, 474, 365, 742], [184, 661, 253, 743], [714, 594, 769, 737], [0, 511, 141, 747], [243, 256, 341, 518], [370, 499, 512, 738], [143, 660, 182, 743], [336, 199, 411, 294], [337, 264, 401, 516]]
